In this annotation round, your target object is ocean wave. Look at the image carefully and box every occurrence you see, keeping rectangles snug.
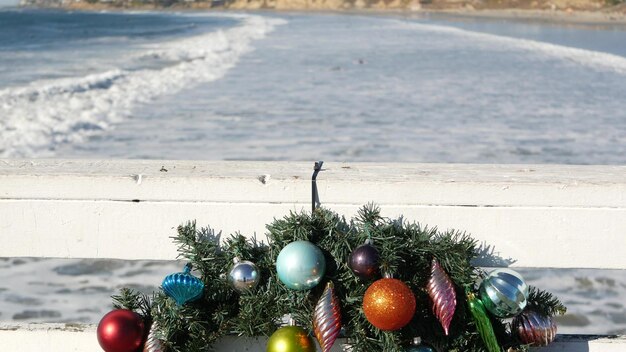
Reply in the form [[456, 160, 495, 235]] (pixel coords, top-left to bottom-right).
[[0, 14, 286, 158], [396, 20, 626, 75]]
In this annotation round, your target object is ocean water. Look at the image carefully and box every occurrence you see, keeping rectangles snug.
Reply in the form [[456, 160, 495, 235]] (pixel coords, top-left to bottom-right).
[[2, 9, 626, 163], [0, 8, 625, 335]]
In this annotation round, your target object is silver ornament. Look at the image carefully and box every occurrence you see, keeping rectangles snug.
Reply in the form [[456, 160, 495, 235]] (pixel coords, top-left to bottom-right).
[[228, 258, 260, 293], [313, 282, 341, 352], [512, 309, 557, 346], [143, 322, 165, 352], [479, 268, 528, 318]]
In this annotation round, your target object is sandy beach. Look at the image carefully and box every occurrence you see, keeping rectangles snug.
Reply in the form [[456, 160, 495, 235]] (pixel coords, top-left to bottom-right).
[[417, 7, 626, 25]]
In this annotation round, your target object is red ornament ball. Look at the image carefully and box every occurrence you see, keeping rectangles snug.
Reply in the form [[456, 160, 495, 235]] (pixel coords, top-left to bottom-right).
[[363, 278, 416, 331], [97, 309, 146, 352]]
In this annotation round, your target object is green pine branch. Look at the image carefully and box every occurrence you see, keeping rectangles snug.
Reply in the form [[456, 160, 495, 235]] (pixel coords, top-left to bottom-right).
[[527, 286, 567, 317], [111, 288, 152, 321], [111, 204, 567, 352]]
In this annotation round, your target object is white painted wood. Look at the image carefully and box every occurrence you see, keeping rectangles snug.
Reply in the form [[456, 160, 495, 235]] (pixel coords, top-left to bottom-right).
[[1, 159, 626, 207], [543, 335, 626, 352], [1, 200, 625, 269], [1, 160, 625, 350], [1, 160, 625, 269], [0, 324, 624, 352], [0, 323, 97, 352]]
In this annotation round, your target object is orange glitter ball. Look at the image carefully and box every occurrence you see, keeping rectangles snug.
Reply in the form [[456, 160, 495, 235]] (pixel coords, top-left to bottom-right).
[[363, 278, 416, 331]]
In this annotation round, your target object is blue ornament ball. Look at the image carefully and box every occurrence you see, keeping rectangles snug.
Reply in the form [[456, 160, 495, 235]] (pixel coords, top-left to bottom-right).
[[405, 338, 436, 352], [276, 240, 326, 290], [405, 346, 435, 352], [162, 264, 204, 306]]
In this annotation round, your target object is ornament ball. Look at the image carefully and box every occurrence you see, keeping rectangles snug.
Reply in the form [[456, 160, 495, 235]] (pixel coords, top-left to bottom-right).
[[363, 278, 416, 331], [348, 242, 380, 280], [276, 240, 326, 291], [405, 346, 436, 352], [512, 309, 557, 346], [228, 258, 260, 293], [479, 268, 528, 318], [97, 309, 145, 352], [266, 326, 316, 352], [405, 337, 436, 352]]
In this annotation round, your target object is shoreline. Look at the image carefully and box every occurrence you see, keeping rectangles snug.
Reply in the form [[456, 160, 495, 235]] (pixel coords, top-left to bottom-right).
[[418, 7, 626, 25], [16, 2, 626, 26], [300, 7, 626, 26]]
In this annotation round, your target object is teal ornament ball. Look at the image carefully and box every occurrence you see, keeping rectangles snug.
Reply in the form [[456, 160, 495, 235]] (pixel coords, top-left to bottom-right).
[[276, 240, 326, 290], [405, 346, 436, 352], [405, 338, 436, 352], [162, 264, 204, 306], [479, 268, 528, 318]]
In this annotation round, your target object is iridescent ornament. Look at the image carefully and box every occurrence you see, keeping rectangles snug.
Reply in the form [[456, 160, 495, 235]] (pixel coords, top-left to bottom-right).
[[276, 240, 326, 291], [427, 259, 456, 335], [512, 309, 557, 346], [162, 264, 204, 306], [467, 292, 500, 352], [313, 282, 341, 352], [363, 278, 416, 331], [266, 325, 316, 352], [97, 309, 145, 352], [405, 337, 436, 352], [228, 257, 260, 293], [348, 240, 380, 280], [143, 322, 165, 352], [479, 268, 528, 318]]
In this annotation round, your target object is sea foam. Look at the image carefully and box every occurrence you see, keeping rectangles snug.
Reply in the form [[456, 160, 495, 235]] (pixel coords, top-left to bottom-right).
[[0, 14, 285, 158], [397, 20, 626, 76]]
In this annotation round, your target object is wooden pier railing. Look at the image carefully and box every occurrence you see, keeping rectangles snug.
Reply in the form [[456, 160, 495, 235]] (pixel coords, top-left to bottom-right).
[[1, 160, 625, 351]]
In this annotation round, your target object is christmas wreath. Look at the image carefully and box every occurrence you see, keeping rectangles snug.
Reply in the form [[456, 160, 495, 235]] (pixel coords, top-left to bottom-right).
[[97, 203, 565, 352]]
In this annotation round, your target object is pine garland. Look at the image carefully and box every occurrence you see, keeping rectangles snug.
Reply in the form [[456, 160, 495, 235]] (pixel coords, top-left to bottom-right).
[[113, 204, 566, 352]]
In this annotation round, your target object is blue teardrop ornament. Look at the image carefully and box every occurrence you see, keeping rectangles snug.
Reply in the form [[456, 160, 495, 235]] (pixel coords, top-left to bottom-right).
[[162, 264, 204, 306]]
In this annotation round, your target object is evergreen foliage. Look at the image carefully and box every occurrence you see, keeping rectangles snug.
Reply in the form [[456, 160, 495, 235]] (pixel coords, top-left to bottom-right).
[[114, 204, 566, 352]]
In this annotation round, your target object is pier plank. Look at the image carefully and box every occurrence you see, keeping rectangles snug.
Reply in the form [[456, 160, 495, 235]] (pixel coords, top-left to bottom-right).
[[1, 160, 625, 269]]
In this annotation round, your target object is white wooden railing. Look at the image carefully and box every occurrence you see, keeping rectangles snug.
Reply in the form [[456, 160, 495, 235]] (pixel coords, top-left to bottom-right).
[[0, 159, 625, 351]]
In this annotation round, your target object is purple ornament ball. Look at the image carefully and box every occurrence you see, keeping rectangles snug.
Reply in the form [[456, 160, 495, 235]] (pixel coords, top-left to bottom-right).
[[348, 242, 380, 280]]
